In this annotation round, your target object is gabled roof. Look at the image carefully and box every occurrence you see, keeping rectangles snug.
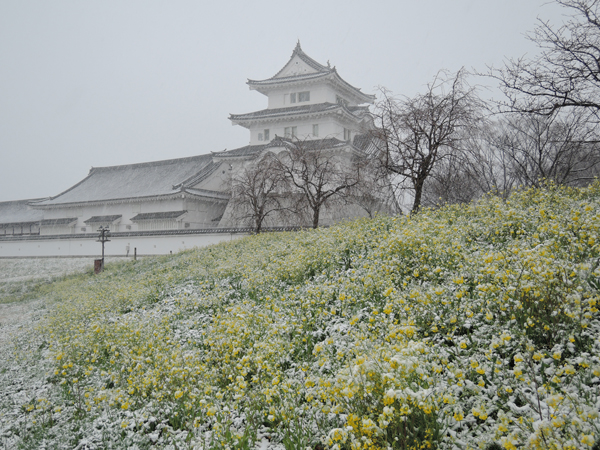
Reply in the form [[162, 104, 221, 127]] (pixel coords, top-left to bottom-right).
[[33, 154, 218, 207], [246, 42, 375, 104], [270, 41, 330, 78]]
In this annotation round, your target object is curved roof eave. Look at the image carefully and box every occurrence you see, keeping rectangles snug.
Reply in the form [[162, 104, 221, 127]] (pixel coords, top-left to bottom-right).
[[182, 188, 230, 201], [31, 189, 230, 209], [230, 104, 370, 128], [248, 71, 375, 104]]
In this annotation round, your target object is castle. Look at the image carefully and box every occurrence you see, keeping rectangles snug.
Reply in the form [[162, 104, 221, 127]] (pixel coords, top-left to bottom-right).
[[0, 44, 387, 256]]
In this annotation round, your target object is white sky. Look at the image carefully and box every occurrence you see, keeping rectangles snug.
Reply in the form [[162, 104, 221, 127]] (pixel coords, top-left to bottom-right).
[[0, 0, 567, 202]]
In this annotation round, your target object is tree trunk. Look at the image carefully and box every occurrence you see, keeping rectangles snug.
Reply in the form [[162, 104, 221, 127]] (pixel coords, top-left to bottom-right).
[[312, 207, 320, 229], [412, 177, 425, 214], [255, 217, 262, 234]]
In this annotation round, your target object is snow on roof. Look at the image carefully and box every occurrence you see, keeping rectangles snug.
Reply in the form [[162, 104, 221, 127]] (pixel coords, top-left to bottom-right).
[[246, 42, 375, 104], [0, 199, 45, 225], [131, 210, 187, 221], [40, 218, 78, 226], [211, 144, 266, 159], [34, 154, 216, 207], [83, 215, 122, 224], [230, 103, 342, 123]]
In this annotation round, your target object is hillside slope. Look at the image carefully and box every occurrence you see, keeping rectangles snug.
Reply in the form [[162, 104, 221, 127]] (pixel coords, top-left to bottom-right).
[[2, 183, 600, 449]]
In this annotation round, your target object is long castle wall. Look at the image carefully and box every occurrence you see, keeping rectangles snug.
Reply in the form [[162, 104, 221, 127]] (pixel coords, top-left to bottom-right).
[[0, 229, 252, 258]]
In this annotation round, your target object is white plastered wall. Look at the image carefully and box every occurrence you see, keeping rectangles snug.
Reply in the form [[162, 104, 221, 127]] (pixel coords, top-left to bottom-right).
[[0, 232, 248, 258]]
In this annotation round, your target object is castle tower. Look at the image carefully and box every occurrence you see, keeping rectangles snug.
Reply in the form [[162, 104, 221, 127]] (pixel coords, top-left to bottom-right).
[[229, 42, 375, 145]]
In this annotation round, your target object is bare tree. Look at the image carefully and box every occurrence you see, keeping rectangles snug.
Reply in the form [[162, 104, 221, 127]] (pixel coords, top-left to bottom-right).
[[488, 110, 600, 188], [421, 150, 483, 207], [491, 0, 600, 120], [228, 153, 286, 233], [461, 123, 520, 199], [347, 147, 401, 217], [273, 137, 361, 228], [371, 69, 482, 214]]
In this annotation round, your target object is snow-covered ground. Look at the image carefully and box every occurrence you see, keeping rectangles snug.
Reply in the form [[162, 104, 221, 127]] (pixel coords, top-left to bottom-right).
[[0, 257, 124, 449], [0, 257, 123, 283], [0, 257, 122, 302]]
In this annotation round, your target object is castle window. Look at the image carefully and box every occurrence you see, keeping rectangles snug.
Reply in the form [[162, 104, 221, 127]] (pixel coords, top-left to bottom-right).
[[290, 93, 297, 103], [264, 129, 270, 141], [298, 91, 310, 102], [284, 126, 297, 138], [344, 128, 351, 141], [312, 124, 319, 137]]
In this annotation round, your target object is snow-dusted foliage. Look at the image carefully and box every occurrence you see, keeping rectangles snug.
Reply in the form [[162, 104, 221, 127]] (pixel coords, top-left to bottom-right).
[[1, 183, 600, 449]]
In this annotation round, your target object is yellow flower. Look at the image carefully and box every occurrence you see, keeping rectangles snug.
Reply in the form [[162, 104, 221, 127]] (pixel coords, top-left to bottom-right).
[[581, 434, 595, 446]]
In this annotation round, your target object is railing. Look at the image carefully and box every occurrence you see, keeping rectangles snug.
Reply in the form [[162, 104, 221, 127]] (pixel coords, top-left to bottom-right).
[[0, 226, 321, 241]]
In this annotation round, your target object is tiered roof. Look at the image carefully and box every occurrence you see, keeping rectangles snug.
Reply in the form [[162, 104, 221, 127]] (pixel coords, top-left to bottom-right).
[[247, 42, 375, 104], [230, 102, 369, 122], [230, 103, 371, 128], [214, 135, 371, 159]]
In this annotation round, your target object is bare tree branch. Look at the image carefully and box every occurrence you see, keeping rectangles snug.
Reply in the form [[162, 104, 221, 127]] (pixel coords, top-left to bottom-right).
[[490, 0, 600, 120], [370, 69, 483, 213], [487, 110, 600, 188], [228, 153, 286, 233], [272, 137, 362, 228]]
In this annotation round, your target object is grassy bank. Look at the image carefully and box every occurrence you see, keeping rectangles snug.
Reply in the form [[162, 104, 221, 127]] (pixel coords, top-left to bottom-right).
[[2, 183, 600, 449], [0, 258, 109, 304]]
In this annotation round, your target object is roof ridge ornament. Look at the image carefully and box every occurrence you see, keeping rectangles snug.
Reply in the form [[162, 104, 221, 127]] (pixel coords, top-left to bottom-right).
[[294, 40, 302, 53]]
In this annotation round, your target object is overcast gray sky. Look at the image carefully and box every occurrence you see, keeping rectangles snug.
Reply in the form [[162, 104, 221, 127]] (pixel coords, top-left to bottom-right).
[[0, 0, 566, 202]]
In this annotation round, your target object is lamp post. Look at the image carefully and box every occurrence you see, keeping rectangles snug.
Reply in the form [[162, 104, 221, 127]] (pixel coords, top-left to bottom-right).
[[97, 226, 111, 272]]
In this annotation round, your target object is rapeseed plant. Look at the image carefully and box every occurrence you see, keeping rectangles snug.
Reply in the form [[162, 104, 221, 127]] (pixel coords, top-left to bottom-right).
[[1, 182, 600, 449]]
